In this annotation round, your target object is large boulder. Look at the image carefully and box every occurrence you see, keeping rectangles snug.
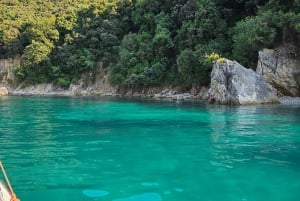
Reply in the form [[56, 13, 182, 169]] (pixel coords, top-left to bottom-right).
[[0, 87, 9, 96], [207, 59, 279, 105], [256, 45, 300, 96]]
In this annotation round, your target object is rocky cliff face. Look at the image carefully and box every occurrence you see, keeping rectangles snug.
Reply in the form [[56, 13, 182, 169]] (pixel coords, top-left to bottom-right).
[[256, 45, 300, 96], [207, 59, 279, 105], [0, 56, 20, 88]]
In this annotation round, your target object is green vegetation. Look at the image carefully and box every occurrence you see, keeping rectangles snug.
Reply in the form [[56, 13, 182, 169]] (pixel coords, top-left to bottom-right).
[[0, 0, 299, 88]]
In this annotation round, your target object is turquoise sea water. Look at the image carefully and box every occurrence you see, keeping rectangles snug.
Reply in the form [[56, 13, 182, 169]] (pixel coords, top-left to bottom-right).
[[0, 96, 300, 201]]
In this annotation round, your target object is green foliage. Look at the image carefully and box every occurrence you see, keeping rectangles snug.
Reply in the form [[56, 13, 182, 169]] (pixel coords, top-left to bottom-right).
[[57, 77, 72, 88], [0, 0, 299, 88], [205, 52, 223, 64], [22, 40, 52, 67], [12, 65, 25, 81], [231, 1, 300, 67], [176, 0, 226, 51], [232, 14, 277, 67], [56, 10, 77, 32], [177, 49, 199, 86], [177, 46, 218, 87], [153, 13, 174, 57]]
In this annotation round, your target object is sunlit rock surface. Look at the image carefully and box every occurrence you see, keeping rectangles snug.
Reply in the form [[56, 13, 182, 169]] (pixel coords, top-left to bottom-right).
[[0, 87, 8, 96], [207, 59, 279, 105]]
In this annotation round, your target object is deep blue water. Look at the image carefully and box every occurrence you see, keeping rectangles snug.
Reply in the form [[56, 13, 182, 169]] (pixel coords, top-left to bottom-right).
[[0, 96, 300, 201]]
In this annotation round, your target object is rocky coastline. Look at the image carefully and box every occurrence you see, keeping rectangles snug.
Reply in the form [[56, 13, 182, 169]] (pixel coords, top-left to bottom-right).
[[206, 59, 279, 105], [279, 96, 300, 104], [2, 83, 299, 105], [8, 83, 203, 101], [1, 45, 300, 105]]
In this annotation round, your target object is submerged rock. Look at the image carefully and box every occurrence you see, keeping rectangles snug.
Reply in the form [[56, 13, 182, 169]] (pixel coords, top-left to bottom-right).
[[256, 45, 300, 96], [207, 59, 279, 105], [0, 87, 8, 96]]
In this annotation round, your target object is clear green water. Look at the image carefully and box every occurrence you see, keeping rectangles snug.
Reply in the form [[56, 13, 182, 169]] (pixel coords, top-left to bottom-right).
[[0, 96, 300, 201]]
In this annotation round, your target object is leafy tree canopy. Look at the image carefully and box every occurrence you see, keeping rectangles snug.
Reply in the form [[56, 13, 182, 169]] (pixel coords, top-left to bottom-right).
[[0, 0, 299, 88]]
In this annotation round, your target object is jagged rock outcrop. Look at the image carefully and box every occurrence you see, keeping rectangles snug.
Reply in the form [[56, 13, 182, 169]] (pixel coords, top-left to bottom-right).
[[256, 45, 300, 96], [207, 59, 279, 105], [0, 87, 8, 96]]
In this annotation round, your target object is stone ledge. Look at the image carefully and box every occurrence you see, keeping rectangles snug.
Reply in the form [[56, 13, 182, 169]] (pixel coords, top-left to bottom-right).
[[280, 96, 300, 104]]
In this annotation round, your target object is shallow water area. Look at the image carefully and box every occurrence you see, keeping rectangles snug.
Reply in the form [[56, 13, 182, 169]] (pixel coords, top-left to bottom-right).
[[0, 96, 300, 201]]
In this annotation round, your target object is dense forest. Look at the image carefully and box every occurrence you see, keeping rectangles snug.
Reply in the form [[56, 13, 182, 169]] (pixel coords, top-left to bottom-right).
[[0, 0, 299, 88]]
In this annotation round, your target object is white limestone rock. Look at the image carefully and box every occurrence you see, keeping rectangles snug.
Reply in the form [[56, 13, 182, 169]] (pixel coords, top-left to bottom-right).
[[207, 59, 279, 105]]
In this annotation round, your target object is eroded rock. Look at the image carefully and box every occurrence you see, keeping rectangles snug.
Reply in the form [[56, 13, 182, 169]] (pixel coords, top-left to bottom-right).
[[207, 59, 279, 105], [257, 45, 300, 96]]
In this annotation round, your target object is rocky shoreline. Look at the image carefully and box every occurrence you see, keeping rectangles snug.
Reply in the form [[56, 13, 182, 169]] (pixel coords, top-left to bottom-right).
[[8, 83, 203, 101], [279, 96, 300, 104], [1, 45, 299, 104], [3, 84, 299, 105]]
